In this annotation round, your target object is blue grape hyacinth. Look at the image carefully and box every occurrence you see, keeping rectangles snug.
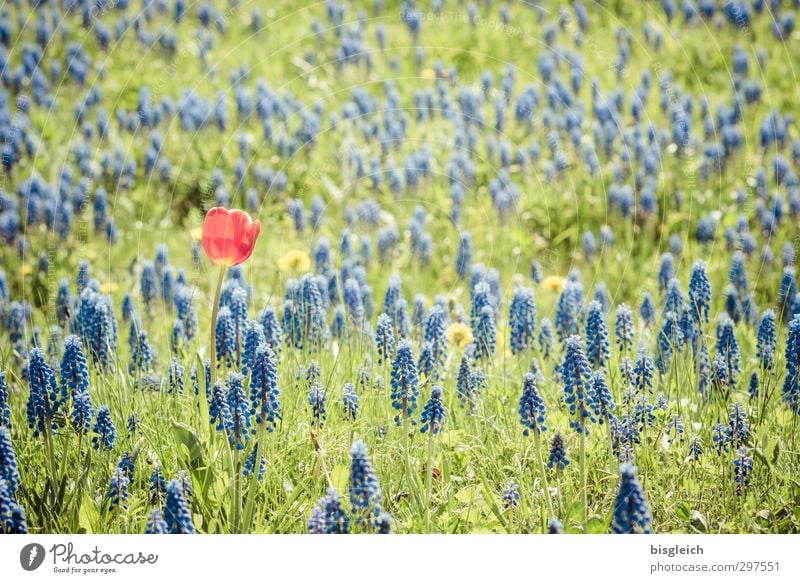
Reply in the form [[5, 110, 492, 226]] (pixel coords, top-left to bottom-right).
[[164, 479, 195, 534], [27, 348, 62, 437], [60, 335, 89, 398], [390, 339, 419, 425], [209, 381, 232, 433], [455, 231, 472, 279], [0, 479, 27, 534], [614, 304, 634, 352], [689, 260, 712, 323], [214, 306, 236, 369], [518, 372, 547, 437], [92, 405, 117, 450], [502, 480, 520, 509], [308, 488, 350, 534], [456, 354, 479, 412], [547, 433, 569, 470], [688, 437, 704, 462], [734, 446, 753, 495], [149, 466, 167, 503], [562, 336, 596, 434], [632, 346, 655, 394], [547, 518, 564, 534], [474, 305, 496, 360], [349, 440, 383, 522], [509, 286, 537, 354], [640, 292, 656, 326], [243, 448, 267, 481], [592, 370, 616, 421], [225, 373, 252, 450], [307, 381, 327, 427], [423, 305, 448, 375], [756, 309, 776, 371], [116, 451, 135, 480], [716, 316, 741, 386], [140, 261, 158, 310], [612, 463, 653, 534], [0, 427, 19, 497], [144, 509, 169, 534], [241, 320, 266, 377], [538, 318, 554, 358], [249, 343, 281, 430], [420, 385, 447, 435], [555, 280, 583, 342], [168, 358, 184, 394], [727, 403, 750, 448], [585, 300, 610, 369], [375, 313, 395, 365], [106, 467, 129, 509], [0, 372, 9, 429], [782, 315, 800, 414], [341, 383, 359, 421]]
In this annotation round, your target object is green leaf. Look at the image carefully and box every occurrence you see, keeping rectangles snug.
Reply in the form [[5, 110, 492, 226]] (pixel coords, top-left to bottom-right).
[[753, 447, 770, 469], [690, 510, 708, 533], [771, 441, 780, 465], [476, 468, 507, 529], [675, 502, 690, 522], [78, 495, 100, 534], [454, 485, 479, 504], [438, 430, 464, 448], [172, 420, 204, 467], [586, 516, 607, 534], [331, 464, 349, 492]]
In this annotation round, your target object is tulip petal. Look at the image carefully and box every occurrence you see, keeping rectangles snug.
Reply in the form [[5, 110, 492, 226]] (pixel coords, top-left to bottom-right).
[[201, 207, 260, 266]]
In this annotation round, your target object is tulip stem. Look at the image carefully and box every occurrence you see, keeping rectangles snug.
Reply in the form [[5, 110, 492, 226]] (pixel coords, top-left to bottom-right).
[[209, 264, 227, 388]]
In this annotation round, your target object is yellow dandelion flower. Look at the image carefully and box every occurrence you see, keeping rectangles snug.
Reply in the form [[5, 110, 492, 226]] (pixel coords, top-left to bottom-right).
[[20, 264, 33, 276], [446, 322, 473, 349], [100, 282, 118, 294], [279, 249, 311, 273], [541, 275, 566, 293]]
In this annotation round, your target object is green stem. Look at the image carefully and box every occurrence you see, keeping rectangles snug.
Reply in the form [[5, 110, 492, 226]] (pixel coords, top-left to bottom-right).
[[607, 418, 616, 475], [232, 447, 242, 533], [534, 432, 555, 520], [424, 431, 434, 533], [44, 423, 58, 502], [580, 428, 587, 532], [209, 264, 227, 388], [311, 430, 335, 489], [555, 472, 564, 518], [401, 409, 423, 517], [243, 422, 268, 532]]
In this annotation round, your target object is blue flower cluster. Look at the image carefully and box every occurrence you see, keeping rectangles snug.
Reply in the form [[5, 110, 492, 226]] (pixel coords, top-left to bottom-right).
[[562, 336, 596, 434], [612, 463, 653, 534], [420, 385, 447, 435]]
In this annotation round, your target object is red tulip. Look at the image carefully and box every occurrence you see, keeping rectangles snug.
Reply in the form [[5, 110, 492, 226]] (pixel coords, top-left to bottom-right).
[[201, 207, 261, 266]]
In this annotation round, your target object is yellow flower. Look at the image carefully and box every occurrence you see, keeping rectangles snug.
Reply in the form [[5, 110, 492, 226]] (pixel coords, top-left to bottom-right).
[[100, 282, 118, 294], [446, 322, 473, 349], [20, 264, 33, 276], [279, 249, 311, 273], [541, 275, 566, 293], [191, 227, 203, 241]]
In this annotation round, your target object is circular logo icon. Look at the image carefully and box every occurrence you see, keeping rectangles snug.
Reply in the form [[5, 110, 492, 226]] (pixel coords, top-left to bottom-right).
[[20, 543, 46, 572]]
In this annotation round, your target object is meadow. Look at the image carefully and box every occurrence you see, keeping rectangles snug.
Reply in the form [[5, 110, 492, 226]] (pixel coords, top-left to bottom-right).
[[0, 0, 799, 534]]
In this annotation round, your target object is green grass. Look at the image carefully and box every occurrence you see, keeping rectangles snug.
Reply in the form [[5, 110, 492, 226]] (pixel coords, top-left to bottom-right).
[[1, 0, 800, 533]]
